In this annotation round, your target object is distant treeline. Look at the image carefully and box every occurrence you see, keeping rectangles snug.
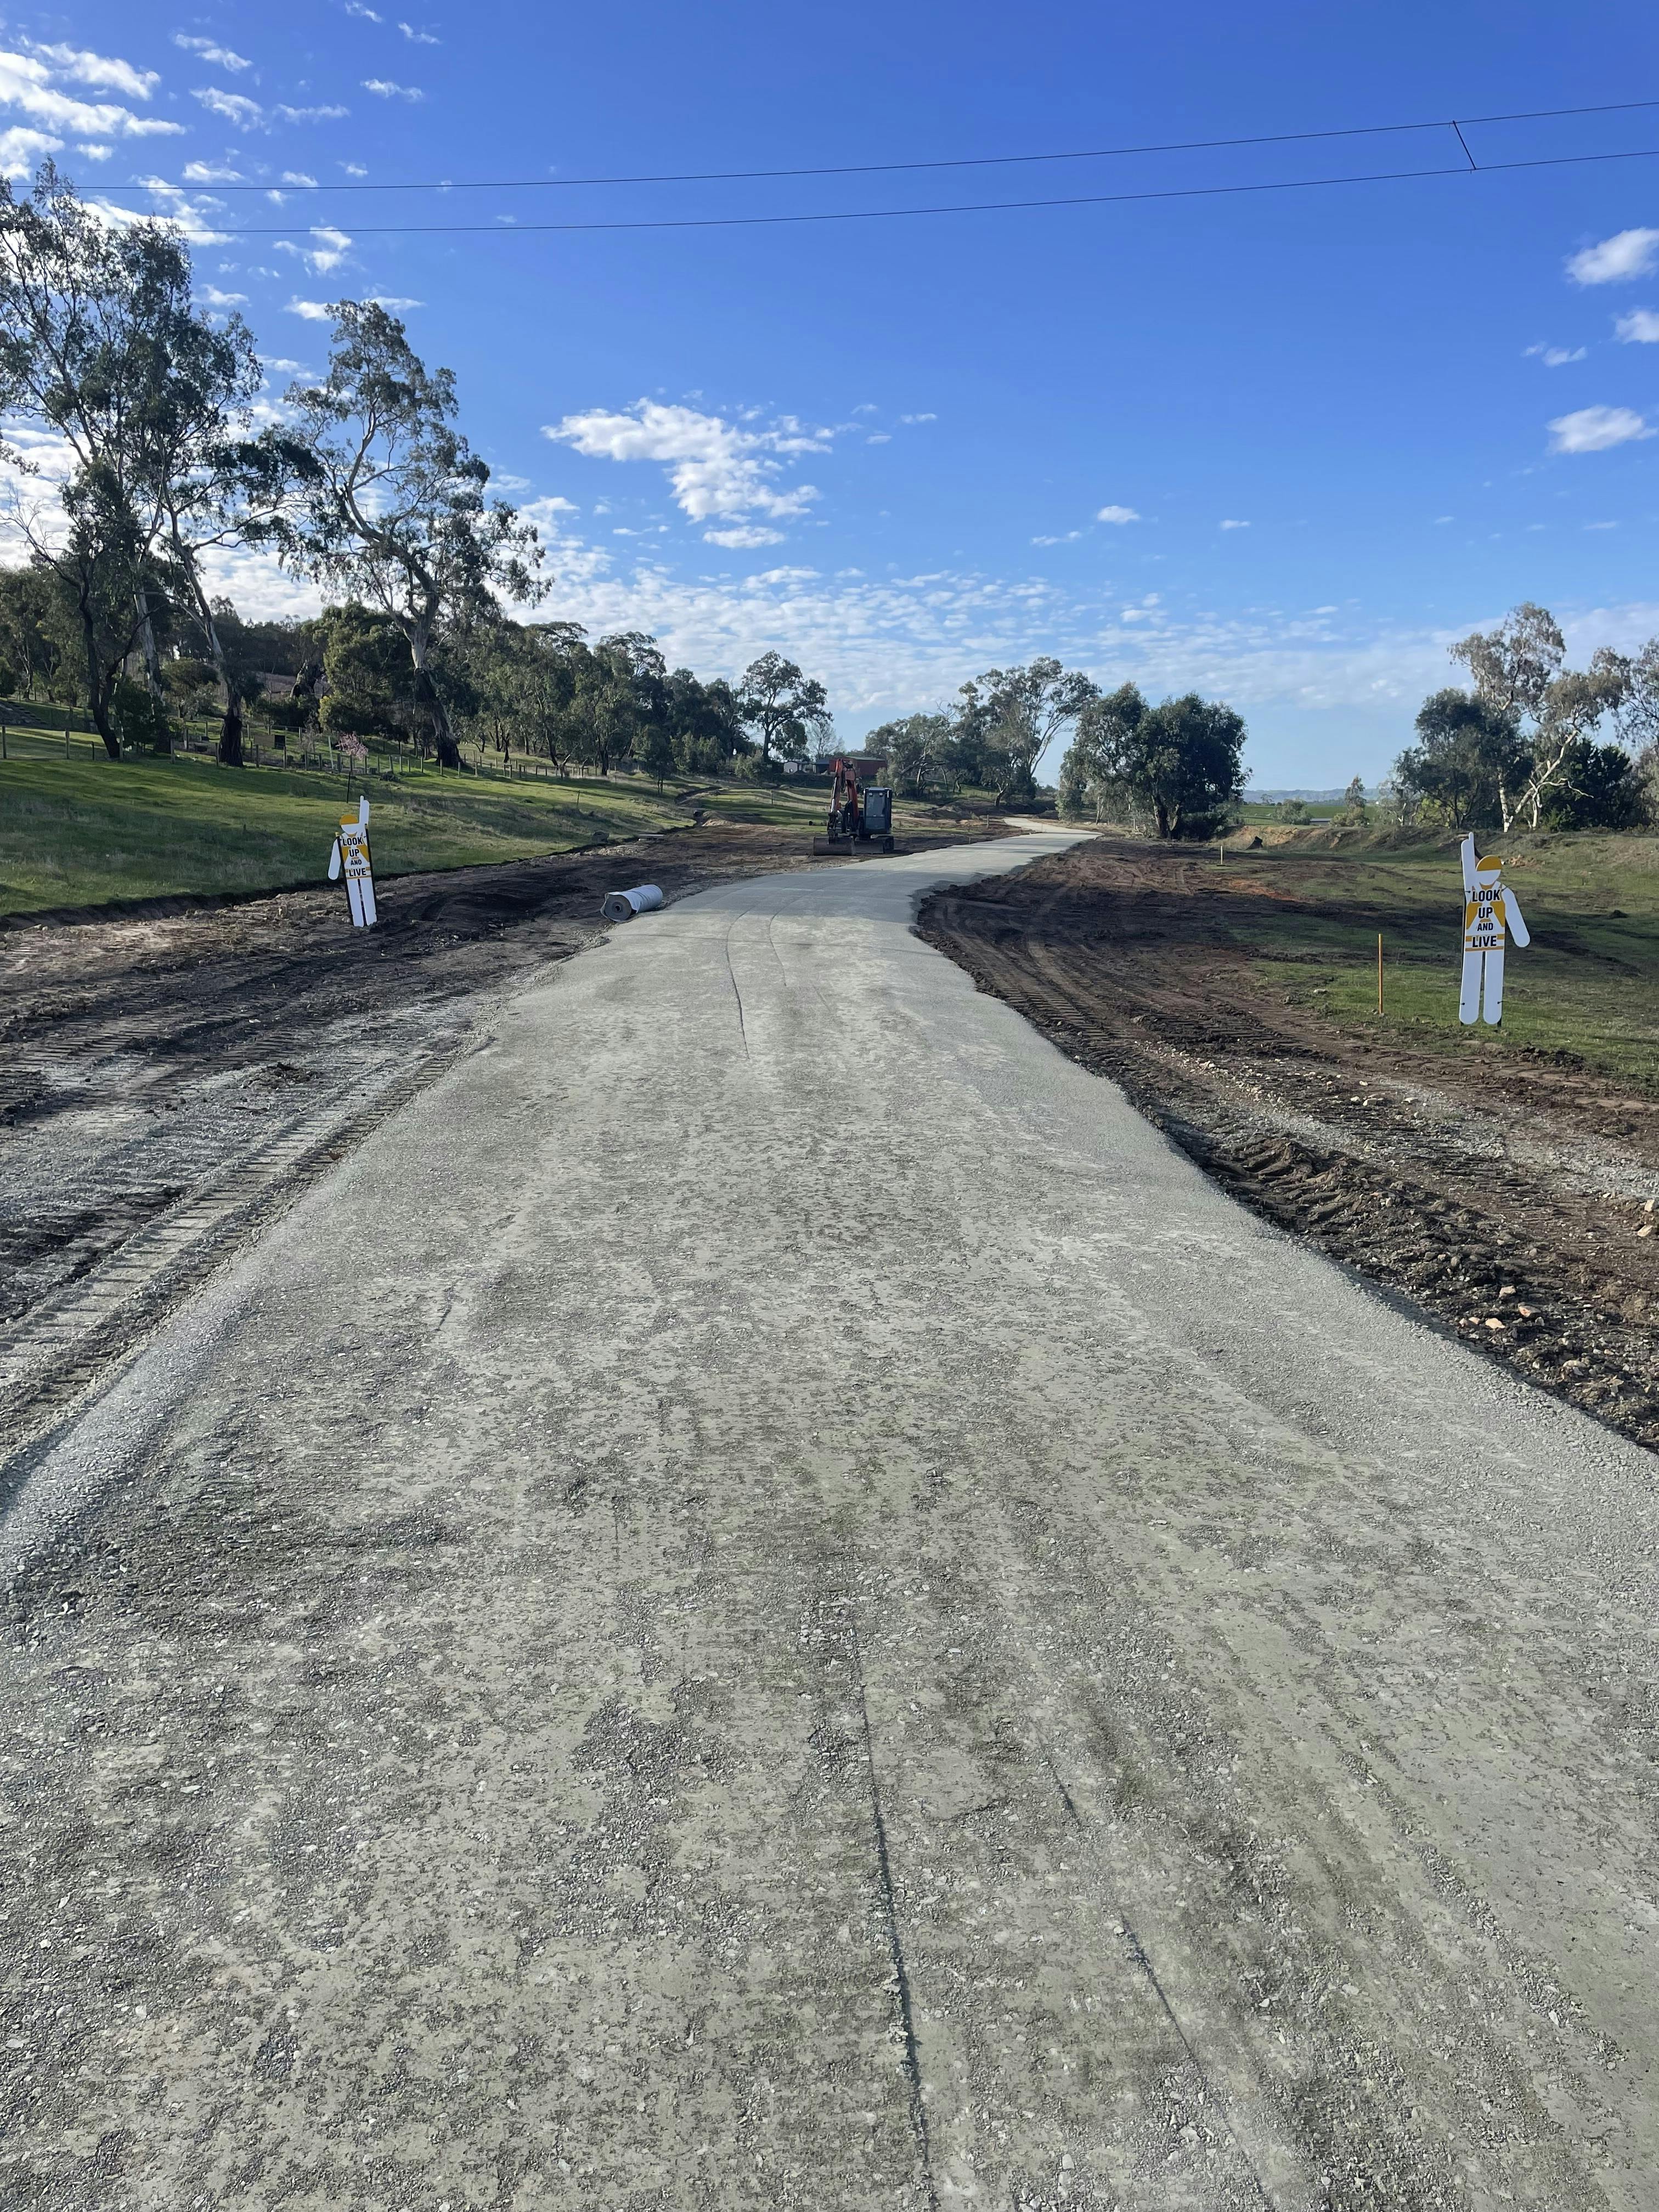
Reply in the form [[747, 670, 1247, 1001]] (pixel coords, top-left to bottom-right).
[[0, 561, 838, 784], [872, 663, 1249, 828]]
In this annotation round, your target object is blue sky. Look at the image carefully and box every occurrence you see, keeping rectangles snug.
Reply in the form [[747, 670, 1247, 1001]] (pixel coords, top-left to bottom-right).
[[7, 0, 1659, 781]]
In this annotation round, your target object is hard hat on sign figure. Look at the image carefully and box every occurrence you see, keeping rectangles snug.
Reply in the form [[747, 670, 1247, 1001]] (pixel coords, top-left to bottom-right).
[[1458, 832, 1528, 1025], [328, 795, 377, 928]]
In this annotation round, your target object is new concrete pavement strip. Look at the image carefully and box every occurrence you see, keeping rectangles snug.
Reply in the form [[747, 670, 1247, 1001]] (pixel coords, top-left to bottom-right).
[[3, 826, 1656, 2211]]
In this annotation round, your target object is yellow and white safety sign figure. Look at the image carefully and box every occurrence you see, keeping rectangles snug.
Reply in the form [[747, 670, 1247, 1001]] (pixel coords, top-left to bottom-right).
[[1458, 831, 1528, 1026], [328, 794, 378, 928]]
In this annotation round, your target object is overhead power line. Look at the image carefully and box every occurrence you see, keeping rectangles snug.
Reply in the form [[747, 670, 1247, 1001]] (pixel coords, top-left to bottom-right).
[[138, 95, 1659, 195], [133, 140, 1659, 239]]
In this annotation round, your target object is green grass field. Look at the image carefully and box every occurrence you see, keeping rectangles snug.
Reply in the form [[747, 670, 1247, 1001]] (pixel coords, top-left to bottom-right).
[[0, 722, 981, 916], [1201, 827, 1659, 1092], [0, 745, 806, 915]]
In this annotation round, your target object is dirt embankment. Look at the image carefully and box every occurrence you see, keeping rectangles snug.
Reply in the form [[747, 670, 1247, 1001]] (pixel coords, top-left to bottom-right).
[[921, 836, 1659, 1453], [0, 815, 1006, 1452]]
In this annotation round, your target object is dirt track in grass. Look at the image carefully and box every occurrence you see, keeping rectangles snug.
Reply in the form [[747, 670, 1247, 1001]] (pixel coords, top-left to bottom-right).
[[919, 833, 1659, 1454]]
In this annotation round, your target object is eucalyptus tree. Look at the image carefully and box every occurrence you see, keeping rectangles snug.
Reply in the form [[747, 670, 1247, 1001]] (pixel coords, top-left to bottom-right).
[[1449, 603, 1632, 830], [270, 303, 543, 769], [0, 161, 274, 758], [736, 650, 832, 766], [1060, 682, 1247, 837], [148, 307, 270, 764], [0, 162, 170, 752], [957, 658, 1096, 805], [663, 665, 744, 776], [0, 562, 69, 697], [1615, 635, 1659, 757], [471, 619, 589, 775], [868, 710, 952, 797], [571, 631, 666, 776], [1612, 636, 1659, 822]]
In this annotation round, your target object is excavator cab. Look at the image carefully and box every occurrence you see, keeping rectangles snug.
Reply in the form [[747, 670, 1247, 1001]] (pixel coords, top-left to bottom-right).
[[812, 755, 896, 856]]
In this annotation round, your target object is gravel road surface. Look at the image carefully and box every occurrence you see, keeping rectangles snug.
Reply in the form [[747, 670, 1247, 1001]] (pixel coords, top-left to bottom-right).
[[4, 828, 1656, 2211]]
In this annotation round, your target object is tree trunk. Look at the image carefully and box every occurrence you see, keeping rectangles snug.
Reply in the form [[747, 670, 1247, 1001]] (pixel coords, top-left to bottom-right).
[[218, 693, 245, 768], [407, 623, 459, 770], [419, 666, 458, 769], [195, 597, 246, 768], [1522, 735, 1575, 831], [77, 598, 120, 760], [136, 587, 165, 704]]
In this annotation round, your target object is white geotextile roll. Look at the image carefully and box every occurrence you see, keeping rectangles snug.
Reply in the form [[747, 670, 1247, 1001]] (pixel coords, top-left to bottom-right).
[[601, 883, 664, 922]]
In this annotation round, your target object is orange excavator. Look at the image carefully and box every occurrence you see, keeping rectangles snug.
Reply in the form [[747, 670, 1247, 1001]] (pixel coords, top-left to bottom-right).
[[812, 755, 894, 856]]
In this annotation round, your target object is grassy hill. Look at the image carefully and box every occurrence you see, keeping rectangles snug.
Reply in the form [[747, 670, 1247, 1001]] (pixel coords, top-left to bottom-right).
[[0, 728, 857, 917]]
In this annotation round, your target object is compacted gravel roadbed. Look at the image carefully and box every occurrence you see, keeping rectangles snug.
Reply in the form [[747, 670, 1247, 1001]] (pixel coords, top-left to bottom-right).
[[921, 835, 1659, 1455], [0, 818, 1003, 1463], [2, 828, 1656, 2211]]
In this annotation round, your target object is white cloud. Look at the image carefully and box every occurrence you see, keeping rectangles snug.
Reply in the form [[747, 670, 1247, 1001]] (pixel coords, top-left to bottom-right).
[[468, 511, 1451, 731], [1585, 520, 1619, 529], [398, 22, 441, 42], [75, 487, 1659, 769], [1096, 504, 1139, 524], [1218, 518, 1250, 529], [285, 297, 335, 320], [363, 77, 425, 99], [899, 411, 936, 424], [172, 35, 251, 71], [91, 184, 229, 245], [866, 432, 890, 444], [704, 525, 787, 548], [544, 399, 828, 530], [275, 103, 349, 123], [0, 48, 181, 138], [26, 43, 157, 99], [0, 423, 83, 561], [193, 86, 264, 131], [1615, 308, 1659, 343], [1031, 529, 1082, 545], [1568, 228, 1659, 285], [1523, 342, 1587, 365], [1548, 404, 1653, 453], [342, 161, 369, 176], [368, 292, 422, 307], [345, 2, 383, 16], [183, 160, 244, 182], [76, 142, 112, 160], [275, 223, 353, 273], [0, 126, 61, 177], [201, 284, 248, 307]]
